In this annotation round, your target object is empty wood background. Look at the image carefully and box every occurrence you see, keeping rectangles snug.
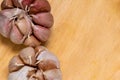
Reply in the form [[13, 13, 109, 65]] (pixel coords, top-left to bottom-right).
[[1, 0, 120, 80]]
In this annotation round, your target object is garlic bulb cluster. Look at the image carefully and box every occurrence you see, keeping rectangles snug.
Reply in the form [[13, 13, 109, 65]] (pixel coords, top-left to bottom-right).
[[0, 0, 62, 80]]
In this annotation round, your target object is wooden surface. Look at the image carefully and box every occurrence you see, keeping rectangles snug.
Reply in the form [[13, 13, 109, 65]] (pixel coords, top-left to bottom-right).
[[1, 0, 120, 80]]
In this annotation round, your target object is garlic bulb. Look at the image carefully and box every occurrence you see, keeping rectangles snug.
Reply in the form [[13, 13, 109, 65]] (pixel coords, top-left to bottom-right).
[[0, 0, 53, 47], [8, 46, 62, 80]]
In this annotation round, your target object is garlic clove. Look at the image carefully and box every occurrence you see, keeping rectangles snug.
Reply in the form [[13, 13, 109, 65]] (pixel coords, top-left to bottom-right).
[[16, 18, 31, 35], [10, 23, 24, 44], [35, 46, 46, 55], [1, 0, 14, 9], [9, 56, 24, 73], [27, 69, 36, 78], [35, 46, 47, 58], [0, 8, 23, 19], [37, 50, 60, 71], [12, 0, 21, 8], [32, 25, 51, 42], [43, 69, 62, 80], [22, 0, 33, 8], [19, 47, 36, 66], [35, 70, 44, 80], [32, 12, 54, 28], [12, 0, 33, 9], [0, 14, 12, 38], [8, 66, 35, 80], [24, 35, 41, 47], [29, 0, 51, 14]]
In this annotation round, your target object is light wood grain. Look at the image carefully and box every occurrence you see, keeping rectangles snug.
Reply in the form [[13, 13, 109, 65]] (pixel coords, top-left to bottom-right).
[[1, 0, 120, 80]]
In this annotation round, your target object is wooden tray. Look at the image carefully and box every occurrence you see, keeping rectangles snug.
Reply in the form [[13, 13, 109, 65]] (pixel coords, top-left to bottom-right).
[[1, 0, 120, 80]]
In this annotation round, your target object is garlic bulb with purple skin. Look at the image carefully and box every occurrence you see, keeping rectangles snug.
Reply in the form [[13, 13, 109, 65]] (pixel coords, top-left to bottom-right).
[[8, 46, 62, 80], [0, 0, 54, 47]]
